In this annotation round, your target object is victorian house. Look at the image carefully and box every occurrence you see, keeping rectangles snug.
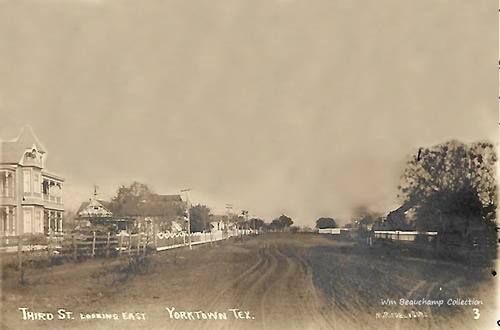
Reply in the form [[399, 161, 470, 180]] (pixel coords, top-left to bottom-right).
[[0, 126, 65, 236], [76, 186, 134, 232], [76, 189, 114, 227]]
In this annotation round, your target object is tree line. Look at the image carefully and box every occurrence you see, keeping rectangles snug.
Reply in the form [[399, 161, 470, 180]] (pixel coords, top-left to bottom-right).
[[80, 181, 297, 234], [317, 140, 497, 244]]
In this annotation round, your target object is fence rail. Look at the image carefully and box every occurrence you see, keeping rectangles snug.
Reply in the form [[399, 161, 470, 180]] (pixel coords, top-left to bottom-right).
[[0, 229, 253, 259]]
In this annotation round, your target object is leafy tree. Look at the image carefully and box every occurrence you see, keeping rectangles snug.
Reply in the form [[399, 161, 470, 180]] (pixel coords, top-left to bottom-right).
[[63, 210, 78, 231], [270, 219, 284, 232], [222, 214, 240, 230], [399, 141, 497, 237], [269, 214, 293, 231], [385, 209, 411, 230], [279, 214, 293, 228], [315, 217, 337, 229], [352, 206, 382, 228], [249, 218, 267, 231], [189, 204, 212, 232], [108, 182, 185, 232], [109, 182, 155, 216]]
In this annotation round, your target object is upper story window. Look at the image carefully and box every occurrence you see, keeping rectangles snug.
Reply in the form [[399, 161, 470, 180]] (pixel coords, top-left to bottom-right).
[[0, 171, 14, 197], [23, 170, 31, 193], [33, 173, 40, 193]]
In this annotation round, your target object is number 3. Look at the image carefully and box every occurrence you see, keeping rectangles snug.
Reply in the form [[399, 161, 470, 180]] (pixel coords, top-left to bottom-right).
[[473, 308, 480, 320]]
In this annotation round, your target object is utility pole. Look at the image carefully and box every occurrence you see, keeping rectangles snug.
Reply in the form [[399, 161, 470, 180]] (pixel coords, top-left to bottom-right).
[[225, 204, 233, 239], [241, 210, 249, 240], [181, 189, 192, 250]]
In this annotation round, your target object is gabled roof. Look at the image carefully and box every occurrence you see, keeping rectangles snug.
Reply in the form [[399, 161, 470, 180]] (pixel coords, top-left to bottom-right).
[[76, 200, 111, 214], [77, 200, 113, 218], [154, 194, 182, 202], [108, 194, 185, 217], [0, 126, 46, 164]]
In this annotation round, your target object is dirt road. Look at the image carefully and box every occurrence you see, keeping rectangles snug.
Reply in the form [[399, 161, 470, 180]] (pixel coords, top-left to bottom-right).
[[1, 233, 497, 329]]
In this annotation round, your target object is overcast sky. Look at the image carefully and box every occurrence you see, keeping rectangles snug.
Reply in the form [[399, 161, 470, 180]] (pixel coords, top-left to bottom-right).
[[0, 0, 496, 226]]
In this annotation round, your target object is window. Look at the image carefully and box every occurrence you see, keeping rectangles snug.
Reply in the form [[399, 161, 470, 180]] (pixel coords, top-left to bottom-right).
[[34, 210, 42, 233], [23, 210, 32, 233], [1, 172, 13, 197], [23, 170, 31, 193], [34, 173, 40, 193]]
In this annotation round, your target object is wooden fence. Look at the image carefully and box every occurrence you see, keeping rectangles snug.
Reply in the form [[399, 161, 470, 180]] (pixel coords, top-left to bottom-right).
[[0, 229, 254, 261]]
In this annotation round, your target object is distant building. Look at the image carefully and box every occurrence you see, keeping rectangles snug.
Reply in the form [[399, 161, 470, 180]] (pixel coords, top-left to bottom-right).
[[78, 199, 113, 221], [209, 214, 227, 231], [385, 203, 415, 230], [76, 191, 186, 233], [77, 186, 113, 225], [76, 186, 134, 232], [137, 194, 186, 232], [0, 126, 64, 236]]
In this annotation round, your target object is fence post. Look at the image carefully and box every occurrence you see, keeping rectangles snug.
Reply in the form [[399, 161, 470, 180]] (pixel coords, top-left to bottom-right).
[[72, 234, 77, 262], [17, 235, 23, 270], [143, 233, 147, 256], [135, 234, 140, 256], [48, 229, 53, 256], [145, 224, 149, 253], [119, 234, 123, 255], [91, 231, 96, 258], [153, 224, 158, 251], [106, 232, 111, 258], [128, 235, 132, 255]]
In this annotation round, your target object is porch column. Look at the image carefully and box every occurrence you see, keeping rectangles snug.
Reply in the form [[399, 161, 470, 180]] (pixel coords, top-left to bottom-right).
[[53, 212, 57, 232], [48, 211, 51, 232], [2, 207, 6, 232], [59, 212, 63, 233], [11, 207, 15, 235]]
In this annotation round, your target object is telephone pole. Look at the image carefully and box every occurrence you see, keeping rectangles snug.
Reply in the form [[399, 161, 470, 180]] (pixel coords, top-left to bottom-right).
[[181, 189, 192, 250], [225, 204, 233, 239], [241, 210, 249, 240]]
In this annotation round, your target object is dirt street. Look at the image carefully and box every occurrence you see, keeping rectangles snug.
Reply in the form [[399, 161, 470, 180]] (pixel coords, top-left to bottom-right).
[[1, 233, 497, 329]]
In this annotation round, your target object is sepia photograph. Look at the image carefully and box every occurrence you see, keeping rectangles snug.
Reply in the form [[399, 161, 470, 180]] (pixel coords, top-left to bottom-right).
[[0, 0, 498, 329]]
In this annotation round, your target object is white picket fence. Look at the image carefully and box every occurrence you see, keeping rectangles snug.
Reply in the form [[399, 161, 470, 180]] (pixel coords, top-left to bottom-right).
[[373, 230, 438, 242], [154, 229, 253, 251]]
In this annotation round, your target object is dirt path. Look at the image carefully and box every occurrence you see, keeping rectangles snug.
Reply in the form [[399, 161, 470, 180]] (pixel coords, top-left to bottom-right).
[[1, 234, 496, 330]]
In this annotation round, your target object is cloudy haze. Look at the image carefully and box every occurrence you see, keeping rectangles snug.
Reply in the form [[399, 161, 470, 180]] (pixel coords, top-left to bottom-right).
[[0, 0, 496, 226]]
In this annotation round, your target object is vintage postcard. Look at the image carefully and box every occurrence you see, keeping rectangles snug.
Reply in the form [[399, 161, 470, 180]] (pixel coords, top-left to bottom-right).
[[0, 0, 498, 329]]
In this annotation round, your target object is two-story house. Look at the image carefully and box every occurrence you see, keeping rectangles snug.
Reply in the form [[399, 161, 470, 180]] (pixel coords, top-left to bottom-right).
[[0, 126, 64, 236]]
